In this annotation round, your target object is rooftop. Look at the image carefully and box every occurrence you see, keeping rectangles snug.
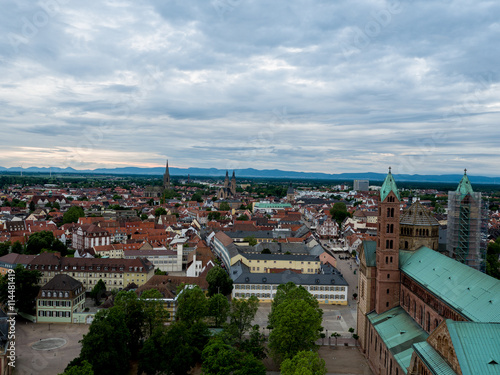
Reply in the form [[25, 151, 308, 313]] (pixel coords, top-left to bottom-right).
[[401, 247, 500, 323], [368, 306, 428, 372]]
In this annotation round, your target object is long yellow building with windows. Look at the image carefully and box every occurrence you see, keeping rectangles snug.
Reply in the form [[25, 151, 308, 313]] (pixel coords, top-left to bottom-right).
[[26, 252, 155, 289]]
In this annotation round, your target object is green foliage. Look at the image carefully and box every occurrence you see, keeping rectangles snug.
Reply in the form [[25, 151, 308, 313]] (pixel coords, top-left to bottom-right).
[[140, 213, 148, 221], [29, 201, 36, 212], [237, 214, 249, 221], [59, 359, 94, 375], [112, 194, 122, 200], [486, 238, 500, 280], [90, 279, 106, 305], [244, 235, 257, 246], [154, 207, 167, 217], [25, 230, 54, 255], [219, 202, 231, 211], [0, 242, 10, 257], [140, 289, 170, 336], [191, 192, 203, 202], [208, 211, 222, 221], [226, 296, 259, 343], [280, 350, 327, 375], [11, 241, 23, 254], [79, 308, 131, 375], [268, 283, 323, 363], [239, 324, 267, 360], [206, 266, 234, 297], [154, 268, 168, 275], [329, 202, 352, 225], [114, 291, 148, 357], [63, 206, 85, 224], [0, 264, 41, 314], [175, 286, 208, 324], [208, 293, 230, 328], [201, 337, 266, 375], [138, 321, 210, 375]]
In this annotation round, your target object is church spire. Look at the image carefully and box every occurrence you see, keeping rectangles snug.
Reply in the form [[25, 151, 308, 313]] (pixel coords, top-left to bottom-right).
[[380, 166, 400, 202], [163, 159, 170, 189], [456, 168, 474, 198]]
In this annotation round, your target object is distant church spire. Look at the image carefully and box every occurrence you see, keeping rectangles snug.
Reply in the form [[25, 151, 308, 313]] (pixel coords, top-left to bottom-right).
[[163, 160, 170, 189]]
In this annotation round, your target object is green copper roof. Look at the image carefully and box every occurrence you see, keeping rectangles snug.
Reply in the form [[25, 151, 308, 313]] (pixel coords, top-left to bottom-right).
[[380, 169, 400, 202], [368, 307, 428, 371], [400, 247, 500, 323], [413, 341, 456, 375], [362, 240, 376, 267], [456, 170, 474, 198], [447, 320, 500, 375]]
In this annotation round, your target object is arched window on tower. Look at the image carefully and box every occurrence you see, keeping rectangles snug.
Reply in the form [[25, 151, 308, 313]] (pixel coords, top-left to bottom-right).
[[391, 208, 395, 217], [387, 208, 391, 217]]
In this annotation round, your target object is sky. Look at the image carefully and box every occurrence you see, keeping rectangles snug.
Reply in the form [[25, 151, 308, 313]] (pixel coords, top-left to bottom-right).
[[1, 0, 499, 176]]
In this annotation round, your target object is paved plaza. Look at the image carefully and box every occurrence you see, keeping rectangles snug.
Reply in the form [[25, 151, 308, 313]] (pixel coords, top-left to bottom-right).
[[14, 319, 89, 375]]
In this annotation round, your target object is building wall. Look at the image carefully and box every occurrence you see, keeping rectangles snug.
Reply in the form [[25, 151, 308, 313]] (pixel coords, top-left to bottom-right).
[[231, 254, 320, 274], [36, 291, 85, 323], [233, 283, 347, 305], [365, 325, 404, 375]]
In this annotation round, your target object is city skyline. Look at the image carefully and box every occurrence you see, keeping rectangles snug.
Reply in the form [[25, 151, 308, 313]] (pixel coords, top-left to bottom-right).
[[1, 1, 499, 175]]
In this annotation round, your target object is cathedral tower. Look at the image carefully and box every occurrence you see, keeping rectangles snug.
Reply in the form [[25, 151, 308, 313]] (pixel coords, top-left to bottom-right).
[[375, 168, 401, 314], [230, 170, 236, 196], [224, 170, 229, 189]]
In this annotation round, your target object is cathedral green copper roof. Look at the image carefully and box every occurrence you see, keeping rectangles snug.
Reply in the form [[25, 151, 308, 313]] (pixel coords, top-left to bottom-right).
[[380, 169, 400, 202], [456, 170, 474, 198], [400, 247, 500, 323], [412, 341, 456, 375], [446, 320, 500, 375]]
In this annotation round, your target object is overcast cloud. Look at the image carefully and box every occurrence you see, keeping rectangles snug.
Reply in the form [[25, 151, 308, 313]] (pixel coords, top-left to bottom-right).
[[1, 0, 499, 176]]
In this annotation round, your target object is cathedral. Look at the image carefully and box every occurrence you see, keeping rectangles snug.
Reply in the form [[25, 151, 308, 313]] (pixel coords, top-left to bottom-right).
[[144, 160, 171, 198], [356, 169, 500, 375], [217, 170, 236, 200]]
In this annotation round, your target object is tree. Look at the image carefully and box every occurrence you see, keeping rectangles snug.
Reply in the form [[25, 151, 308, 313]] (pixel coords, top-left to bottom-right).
[[226, 296, 259, 343], [11, 241, 23, 254], [191, 192, 203, 202], [59, 359, 94, 375], [239, 324, 267, 360], [201, 338, 266, 375], [138, 321, 210, 375], [154, 207, 167, 217], [140, 289, 170, 336], [25, 230, 54, 255], [268, 283, 323, 363], [269, 282, 318, 328], [329, 201, 351, 225], [208, 293, 230, 327], [208, 211, 221, 221], [79, 308, 131, 375], [0, 264, 41, 315], [63, 206, 85, 224], [280, 350, 327, 375], [206, 265, 234, 297], [90, 279, 106, 305], [29, 201, 36, 212], [486, 238, 500, 280], [331, 332, 341, 346], [237, 214, 249, 221], [0, 242, 10, 257], [175, 286, 208, 324], [114, 291, 147, 357], [219, 202, 231, 211], [244, 235, 257, 246]]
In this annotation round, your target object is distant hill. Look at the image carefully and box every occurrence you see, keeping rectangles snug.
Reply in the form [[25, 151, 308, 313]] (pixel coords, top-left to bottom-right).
[[1, 165, 499, 184]]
